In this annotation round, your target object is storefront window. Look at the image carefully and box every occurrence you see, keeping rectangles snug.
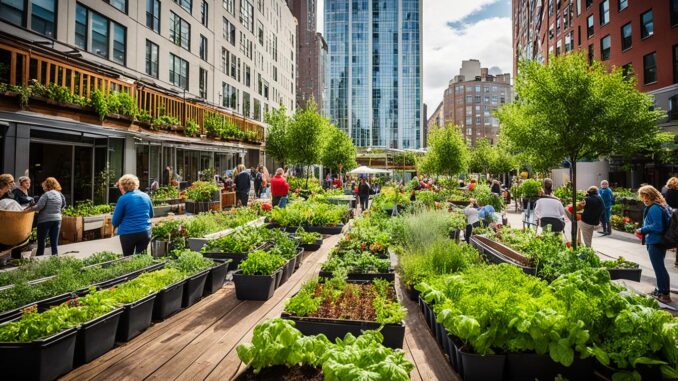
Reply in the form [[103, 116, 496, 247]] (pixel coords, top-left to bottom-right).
[[136, 143, 149, 190]]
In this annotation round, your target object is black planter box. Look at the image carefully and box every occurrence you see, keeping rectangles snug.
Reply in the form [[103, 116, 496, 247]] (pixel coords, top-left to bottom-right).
[[185, 200, 220, 214], [182, 270, 209, 308], [607, 268, 642, 282], [125, 262, 166, 280], [281, 314, 405, 349], [0, 326, 77, 381], [0, 306, 29, 324], [153, 281, 186, 321], [318, 270, 395, 282], [293, 248, 305, 271], [460, 347, 506, 381], [279, 257, 297, 286], [505, 352, 594, 381], [95, 274, 131, 289], [300, 238, 323, 252], [233, 269, 281, 301], [117, 293, 157, 342], [302, 224, 345, 235], [204, 261, 230, 296], [405, 284, 420, 301], [275, 269, 283, 289], [202, 252, 247, 271], [75, 308, 124, 365]]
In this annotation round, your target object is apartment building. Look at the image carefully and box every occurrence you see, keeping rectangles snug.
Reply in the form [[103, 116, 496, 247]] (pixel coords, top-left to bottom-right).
[[442, 60, 512, 146], [0, 0, 296, 203]]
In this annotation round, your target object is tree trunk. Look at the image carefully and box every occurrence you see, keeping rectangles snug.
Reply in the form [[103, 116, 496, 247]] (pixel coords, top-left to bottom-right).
[[571, 162, 578, 250]]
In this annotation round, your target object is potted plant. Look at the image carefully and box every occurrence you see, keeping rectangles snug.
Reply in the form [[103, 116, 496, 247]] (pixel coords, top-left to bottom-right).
[[150, 219, 183, 257], [295, 228, 323, 252], [151, 186, 182, 217], [184, 181, 220, 214], [319, 250, 394, 282], [233, 251, 286, 301]]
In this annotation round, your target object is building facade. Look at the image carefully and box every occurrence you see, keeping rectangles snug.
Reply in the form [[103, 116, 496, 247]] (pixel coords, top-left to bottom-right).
[[286, 0, 327, 112], [512, 0, 678, 187], [324, 0, 423, 149], [512, 0, 678, 131], [0, 0, 296, 203], [442, 60, 512, 145], [425, 101, 444, 147]]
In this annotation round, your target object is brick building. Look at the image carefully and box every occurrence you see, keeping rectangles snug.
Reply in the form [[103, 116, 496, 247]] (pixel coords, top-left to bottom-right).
[[442, 60, 512, 146]]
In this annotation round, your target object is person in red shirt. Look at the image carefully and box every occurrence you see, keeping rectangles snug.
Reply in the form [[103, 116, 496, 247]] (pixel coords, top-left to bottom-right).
[[270, 168, 290, 207], [332, 176, 343, 189]]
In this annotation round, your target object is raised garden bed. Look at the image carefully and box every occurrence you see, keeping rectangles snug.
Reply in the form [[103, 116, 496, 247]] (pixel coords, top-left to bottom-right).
[[153, 280, 186, 321], [74, 308, 124, 365], [282, 280, 405, 349], [0, 325, 78, 381], [152, 205, 173, 218], [182, 269, 209, 307], [232, 269, 282, 301], [117, 293, 157, 342], [318, 270, 395, 282], [185, 200, 220, 214]]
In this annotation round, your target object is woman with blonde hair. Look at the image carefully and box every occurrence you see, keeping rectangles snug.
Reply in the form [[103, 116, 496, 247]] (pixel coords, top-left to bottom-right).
[[31, 177, 66, 256], [636, 185, 672, 303], [663, 177, 678, 210], [112, 174, 154, 256]]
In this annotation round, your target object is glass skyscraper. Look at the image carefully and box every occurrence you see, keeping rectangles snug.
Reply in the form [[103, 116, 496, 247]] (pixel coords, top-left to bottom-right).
[[325, 0, 422, 149]]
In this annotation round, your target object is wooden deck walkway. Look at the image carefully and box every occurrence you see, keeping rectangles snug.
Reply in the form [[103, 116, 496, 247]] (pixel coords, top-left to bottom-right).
[[60, 235, 459, 381]]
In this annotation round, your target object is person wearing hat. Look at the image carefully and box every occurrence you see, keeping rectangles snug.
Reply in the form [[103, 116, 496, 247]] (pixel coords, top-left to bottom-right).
[[578, 186, 605, 247]]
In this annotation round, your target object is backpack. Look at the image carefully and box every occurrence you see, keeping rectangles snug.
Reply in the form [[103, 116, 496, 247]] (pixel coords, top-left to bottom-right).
[[661, 206, 678, 249]]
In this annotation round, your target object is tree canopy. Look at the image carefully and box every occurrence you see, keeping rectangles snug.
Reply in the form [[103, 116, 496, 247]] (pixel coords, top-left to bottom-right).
[[419, 124, 469, 176], [321, 124, 357, 174], [498, 52, 667, 248], [264, 105, 292, 167]]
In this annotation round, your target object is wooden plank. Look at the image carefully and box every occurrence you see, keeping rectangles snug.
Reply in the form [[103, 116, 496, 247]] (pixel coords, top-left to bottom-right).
[[172, 236, 338, 381], [9, 51, 16, 85]]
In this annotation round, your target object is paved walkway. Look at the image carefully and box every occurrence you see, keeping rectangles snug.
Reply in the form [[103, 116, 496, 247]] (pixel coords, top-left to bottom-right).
[[505, 208, 678, 307]]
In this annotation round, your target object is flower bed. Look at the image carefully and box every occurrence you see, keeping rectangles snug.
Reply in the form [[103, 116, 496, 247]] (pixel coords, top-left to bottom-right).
[[282, 277, 406, 348]]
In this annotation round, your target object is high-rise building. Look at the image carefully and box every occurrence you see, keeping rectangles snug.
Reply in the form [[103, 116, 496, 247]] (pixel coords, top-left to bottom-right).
[[442, 60, 512, 145], [0, 0, 296, 203], [512, 0, 678, 130], [286, 0, 328, 112], [324, 0, 423, 149]]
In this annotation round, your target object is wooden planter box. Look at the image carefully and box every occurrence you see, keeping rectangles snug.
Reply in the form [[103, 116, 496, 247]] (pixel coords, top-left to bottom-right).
[[221, 191, 237, 208], [61, 214, 112, 243]]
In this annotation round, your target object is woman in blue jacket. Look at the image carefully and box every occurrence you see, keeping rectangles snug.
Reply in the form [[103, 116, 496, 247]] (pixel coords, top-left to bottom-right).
[[598, 180, 614, 235], [636, 185, 671, 303], [112, 174, 154, 256]]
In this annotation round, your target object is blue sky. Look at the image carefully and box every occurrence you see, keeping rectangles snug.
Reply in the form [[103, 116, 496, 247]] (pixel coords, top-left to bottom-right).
[[317, 0, 513, 114]]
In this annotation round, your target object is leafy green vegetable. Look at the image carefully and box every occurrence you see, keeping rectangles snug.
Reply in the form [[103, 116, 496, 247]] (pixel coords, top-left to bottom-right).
[[238, 250, 286, 276], [63, 200, 113, 217]]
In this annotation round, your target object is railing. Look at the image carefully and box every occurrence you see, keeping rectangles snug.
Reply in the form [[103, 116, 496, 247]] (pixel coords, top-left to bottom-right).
[[0, 42, 264, 142]]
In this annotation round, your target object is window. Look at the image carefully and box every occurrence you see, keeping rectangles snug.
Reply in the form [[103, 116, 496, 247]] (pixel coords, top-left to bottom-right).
[[170, 12, 190, 50], [619, 0, 628, 11], [174, 0, 191, 13], [600, 35, 611, 60], [201, 1, 208, 27], [599, 0, 609, 25], [31, 0, 57, 37], [620, 23, 632, 50], [674, 45, 678, 84], [106, 0, 127, 13], [223, 0, 234, 15], [199, 35, 207, 60], [622, 63, 632, 80], [643, 52, 656, 84], [253, 99, 261, 121], [146, 0, 160, 32], [641, 10, 653, 39], [75, 4, 88, 49], [112, 23, 126, 64], [244, 65, 251, 87], [92, 12, 110, 59], [223, 17, 235, 45], [257, 21, 264, 45], [240, 0, 254, 33], [587, 15, 594, 37], [145, 40, 159, 78], [242, 92, 251, 117], [588, 44, 594, 64], [169, 53, 189, 89], [672, 0, 678, 27], [670, 95, 678, 122], [199, 68, 207, 98], [0, 0, 25, 26], [222, 82, 238, 109]]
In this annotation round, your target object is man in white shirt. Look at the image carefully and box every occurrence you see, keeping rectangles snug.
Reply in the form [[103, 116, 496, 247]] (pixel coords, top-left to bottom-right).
[[534, 178, 567, 233]]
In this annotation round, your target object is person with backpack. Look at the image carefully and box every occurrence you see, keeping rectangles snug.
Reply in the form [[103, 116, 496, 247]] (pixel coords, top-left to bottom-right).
[[636, 185, 672, 303]]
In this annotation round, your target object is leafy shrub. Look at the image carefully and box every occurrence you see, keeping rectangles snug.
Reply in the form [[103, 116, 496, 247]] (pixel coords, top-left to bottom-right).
[[186, 181, 219, 202], [516, 179, 542, 198], [398, 239, 480, 287], [63, 200, 113, 217], [185, 118, 199, 137]]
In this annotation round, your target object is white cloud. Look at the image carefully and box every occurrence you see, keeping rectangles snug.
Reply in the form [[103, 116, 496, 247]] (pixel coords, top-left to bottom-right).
[[316, 0, 513, 117]]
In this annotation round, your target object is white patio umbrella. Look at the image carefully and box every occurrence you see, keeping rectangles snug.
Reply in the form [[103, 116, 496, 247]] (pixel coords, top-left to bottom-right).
[[347, 166, 391, 175]]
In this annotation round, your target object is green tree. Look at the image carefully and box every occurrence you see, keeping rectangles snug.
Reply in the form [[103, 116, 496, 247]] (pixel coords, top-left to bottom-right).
[[321, 124, 357, 176], [468, 138, 496, 175], [498, 52, 667, 248], [264, 106, 292, 167], [288, 99, 328, 187], [422, 124, 469, 176]]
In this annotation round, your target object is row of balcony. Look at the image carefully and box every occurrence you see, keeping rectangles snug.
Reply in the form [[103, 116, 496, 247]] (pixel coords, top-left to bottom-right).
[[0, 41, 265, 144]]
